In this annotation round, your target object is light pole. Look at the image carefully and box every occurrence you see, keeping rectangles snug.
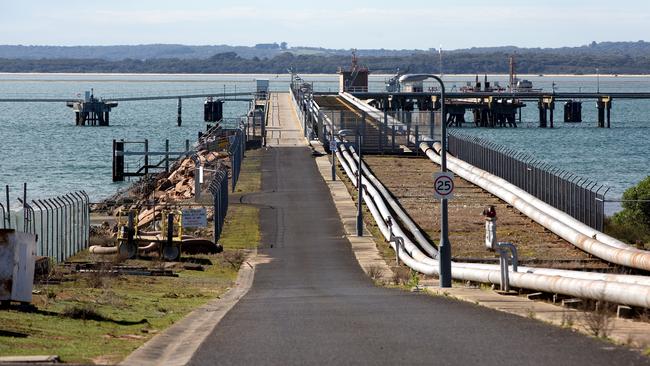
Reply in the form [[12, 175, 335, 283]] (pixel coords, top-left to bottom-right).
[[435, 76, 451, 288], [421, 74, 451, 288], [331, 128, 336, 181], [596, 67, 600, 93], [338, 128, 363, 237]]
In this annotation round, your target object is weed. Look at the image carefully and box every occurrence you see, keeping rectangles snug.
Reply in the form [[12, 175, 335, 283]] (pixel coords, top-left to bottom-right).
[[392, 267, 410, 286], [366, 265, 384, 282], [582, 300, 613, 338], [222, 250, 246, 270], [561, 311, 575, 328], [638, 309, 650, 323], [84, 262, 115, 289], [408, 270, 421, 289], [61, 304, 107, 322], [527, 308, 536, 319]]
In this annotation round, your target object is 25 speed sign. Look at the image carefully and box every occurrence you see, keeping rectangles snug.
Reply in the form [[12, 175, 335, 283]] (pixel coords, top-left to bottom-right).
[[433, 172, 455, 200]]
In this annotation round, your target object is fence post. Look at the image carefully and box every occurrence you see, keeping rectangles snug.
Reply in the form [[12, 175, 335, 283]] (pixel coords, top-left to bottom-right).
[[5, 185, 10, 229]]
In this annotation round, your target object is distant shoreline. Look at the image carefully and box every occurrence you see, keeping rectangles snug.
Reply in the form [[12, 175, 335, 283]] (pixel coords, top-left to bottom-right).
[[1, 72, 649, 78]]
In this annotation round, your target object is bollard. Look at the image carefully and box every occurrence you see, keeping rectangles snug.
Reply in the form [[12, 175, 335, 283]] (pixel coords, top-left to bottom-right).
[[496, 242, 518, 292]]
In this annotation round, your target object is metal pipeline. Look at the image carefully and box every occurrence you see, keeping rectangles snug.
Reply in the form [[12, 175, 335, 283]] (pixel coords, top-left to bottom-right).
[[337, 145, 436, 265], [345, 144, 439, 258], [339, 142, 650, 285], [334, 140, 650, 307], [429, 142, 632, 250], [419, 142, 650, 271]]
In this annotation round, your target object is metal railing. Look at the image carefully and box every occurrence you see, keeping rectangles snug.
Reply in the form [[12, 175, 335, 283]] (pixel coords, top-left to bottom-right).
[[291, 81, 442, 154], [208, 166, 229, 243], [448, 132, 609, 231], [2, 185, 90, 262], [313, 109, 441, 153]]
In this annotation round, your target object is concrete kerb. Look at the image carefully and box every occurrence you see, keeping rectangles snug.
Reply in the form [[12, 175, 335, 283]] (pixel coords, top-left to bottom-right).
[[120, 249, 258, 366], [423, 279, 650, 352], [311, 140, 394, 283]]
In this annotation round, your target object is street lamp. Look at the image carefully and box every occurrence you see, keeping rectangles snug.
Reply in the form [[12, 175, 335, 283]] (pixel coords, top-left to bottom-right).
[[396, 73, 450, 287], [412, 74, 450, 288], [596, 67, 600, 93], [431, 75, 451, 288], [338, 128, 363, 237]]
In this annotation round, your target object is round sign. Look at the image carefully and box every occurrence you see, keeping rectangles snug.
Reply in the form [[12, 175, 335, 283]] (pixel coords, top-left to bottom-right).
[[433, 172, 455, 199]]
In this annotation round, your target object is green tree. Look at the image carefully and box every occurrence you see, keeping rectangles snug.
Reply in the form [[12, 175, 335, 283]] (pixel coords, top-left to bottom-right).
[[609, 176, 650, 245], [619, 176, 650, 226]]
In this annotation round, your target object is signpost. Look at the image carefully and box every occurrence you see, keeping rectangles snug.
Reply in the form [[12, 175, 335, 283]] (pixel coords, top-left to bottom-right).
[[181, 208, 207, 228], [329, 140, 337, 151], [433, 172, 454, 200]]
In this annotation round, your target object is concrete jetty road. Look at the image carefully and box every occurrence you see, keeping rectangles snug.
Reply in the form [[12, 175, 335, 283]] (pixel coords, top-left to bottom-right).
[[188, 93, 649, 366]]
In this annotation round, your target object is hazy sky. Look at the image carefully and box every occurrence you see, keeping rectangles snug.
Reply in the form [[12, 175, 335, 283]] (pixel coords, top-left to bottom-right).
[[1, 0, 648, 49]]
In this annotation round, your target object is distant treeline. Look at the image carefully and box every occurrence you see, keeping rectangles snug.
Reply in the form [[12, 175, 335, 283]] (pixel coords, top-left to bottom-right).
[[1, 50, 650, 74]]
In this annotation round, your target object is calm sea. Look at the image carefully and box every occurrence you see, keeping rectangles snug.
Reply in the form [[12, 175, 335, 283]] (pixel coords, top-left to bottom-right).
[[0, 73, 648, 214]]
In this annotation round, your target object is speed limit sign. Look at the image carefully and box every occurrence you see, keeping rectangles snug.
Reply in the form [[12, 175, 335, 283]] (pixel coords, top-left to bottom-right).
[[433, 172, 455, 200]]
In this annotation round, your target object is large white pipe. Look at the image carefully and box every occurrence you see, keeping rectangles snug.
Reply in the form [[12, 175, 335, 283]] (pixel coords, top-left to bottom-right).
[[343, 144, 439, 258], [339, 92, 631, 251], [339, 142, 650, 287], [334, 140, 650, 307], [432, 141, 632, 250], [419, 142, 650, 271]]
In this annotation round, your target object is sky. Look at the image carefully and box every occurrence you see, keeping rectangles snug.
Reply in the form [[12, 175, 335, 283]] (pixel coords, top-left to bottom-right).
[[1, 0, 649, 49]]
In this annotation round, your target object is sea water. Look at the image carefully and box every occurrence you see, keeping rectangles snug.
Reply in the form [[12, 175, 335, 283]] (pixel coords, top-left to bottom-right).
[[0, 73, 648, 215]]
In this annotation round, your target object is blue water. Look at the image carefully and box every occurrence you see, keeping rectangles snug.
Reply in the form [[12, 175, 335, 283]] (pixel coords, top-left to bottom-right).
[[0, 73, 649, 215]]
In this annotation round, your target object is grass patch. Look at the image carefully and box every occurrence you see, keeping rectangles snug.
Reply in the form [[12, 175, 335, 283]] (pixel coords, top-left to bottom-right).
[[220, 205, 259, 250], [0, 256, 236, 364], [234, 149, 262, 194], [218, 148, 262, 251]]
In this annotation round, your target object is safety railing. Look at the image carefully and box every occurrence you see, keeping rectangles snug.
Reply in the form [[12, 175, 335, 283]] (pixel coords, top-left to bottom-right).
[[2, 185, 90, 262], [208, 165, 229, 243], [448, 132, 609, 231], [291, 79, 442, 154]]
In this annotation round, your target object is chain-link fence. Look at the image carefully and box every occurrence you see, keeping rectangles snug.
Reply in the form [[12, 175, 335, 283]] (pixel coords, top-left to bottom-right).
[[208, 166, 229, 243], [229, 128, 246, 192], [448, 132, 609, 231], [2, 185, 90, 262]]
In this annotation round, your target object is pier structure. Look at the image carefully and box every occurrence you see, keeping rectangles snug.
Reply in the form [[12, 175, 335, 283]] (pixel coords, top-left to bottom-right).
[[6, 91, 254, 127], [346, 90, 650, 129], [66, 91, 118, 126], [112, 139, 191, 182]]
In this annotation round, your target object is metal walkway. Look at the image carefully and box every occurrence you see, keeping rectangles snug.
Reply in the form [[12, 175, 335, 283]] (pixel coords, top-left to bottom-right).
[[264, 92, 308, 147]]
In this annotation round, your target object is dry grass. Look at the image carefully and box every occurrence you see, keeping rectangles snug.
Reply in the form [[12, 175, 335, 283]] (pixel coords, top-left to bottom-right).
[[582, 300, 614, 338], [366, 265, 384, 282], [392, 267, 410, 285], [222, 249, 247, 270]]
